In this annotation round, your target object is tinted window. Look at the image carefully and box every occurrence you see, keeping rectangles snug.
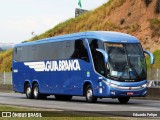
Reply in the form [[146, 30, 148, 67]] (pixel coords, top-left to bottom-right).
[[13, 47, 22, 61], [14, 42, 62, 62], [71, 39, 89, 62], [88, 39, 104, 50], [28, 46, 37, 61], [88, 39, 105, 75], [14, 40, 89, 62], [61, 41, 75, 59], [36, 42, 62, 61]]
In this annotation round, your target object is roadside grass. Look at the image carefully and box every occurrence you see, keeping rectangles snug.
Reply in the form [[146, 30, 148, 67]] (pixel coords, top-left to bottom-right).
[[0, 105, 123, 120]]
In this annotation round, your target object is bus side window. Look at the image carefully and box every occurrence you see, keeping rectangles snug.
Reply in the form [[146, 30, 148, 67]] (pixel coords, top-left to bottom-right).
[[71, 39, 89, 62], [14, 47, 21, 62], [13, 48, 17, 60], [89, 39, 105, 76]]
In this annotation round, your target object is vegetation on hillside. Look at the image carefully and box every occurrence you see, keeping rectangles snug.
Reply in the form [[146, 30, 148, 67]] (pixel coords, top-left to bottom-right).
[[0, 50, 12, 72], [30, 0, 126, 41], [149, 18, 160, 36], [147, 50, 160, 69]]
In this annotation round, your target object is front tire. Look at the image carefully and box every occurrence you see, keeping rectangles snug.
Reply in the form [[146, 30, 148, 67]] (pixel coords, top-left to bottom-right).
[[118, 97, 130, 104], [25, 84, 33, 99], [85, 85, 97, 103]]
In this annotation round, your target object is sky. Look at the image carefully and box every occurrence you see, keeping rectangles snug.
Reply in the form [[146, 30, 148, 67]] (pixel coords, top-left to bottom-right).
[[0, 0, 108, 44]]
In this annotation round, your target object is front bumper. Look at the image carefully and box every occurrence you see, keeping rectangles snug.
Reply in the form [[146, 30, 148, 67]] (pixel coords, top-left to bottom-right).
[[95, 79, 147, 98]]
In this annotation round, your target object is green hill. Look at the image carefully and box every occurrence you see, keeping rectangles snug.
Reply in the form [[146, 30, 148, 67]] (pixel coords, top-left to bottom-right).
[[0, 0, 160, 72], [0, 50, 12, 72], [29, 0, 126, 41]]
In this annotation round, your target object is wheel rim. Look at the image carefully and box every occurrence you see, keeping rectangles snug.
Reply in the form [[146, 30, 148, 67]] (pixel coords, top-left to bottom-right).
[[34, 87, 38, 97], [87, 89, 92, 100], [26, 86, 31, 97]]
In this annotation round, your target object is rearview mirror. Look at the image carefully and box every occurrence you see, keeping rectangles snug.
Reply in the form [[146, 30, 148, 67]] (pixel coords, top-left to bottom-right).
[[144, 50, 154, 64], [96, 49, 108, 63]]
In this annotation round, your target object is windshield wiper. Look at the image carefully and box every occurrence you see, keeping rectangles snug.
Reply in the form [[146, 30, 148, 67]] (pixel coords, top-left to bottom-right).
[[107, 75, 121, 81]]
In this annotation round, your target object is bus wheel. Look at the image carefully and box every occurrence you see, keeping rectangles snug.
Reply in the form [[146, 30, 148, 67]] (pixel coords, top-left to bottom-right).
[[85, 85, 97, 103], [25, 84, 33, 99], [118, 97, 130, 104], [33, 83, 41, 99]]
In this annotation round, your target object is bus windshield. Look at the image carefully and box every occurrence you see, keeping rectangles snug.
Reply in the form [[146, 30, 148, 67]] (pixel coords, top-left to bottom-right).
[[104, 43, 146, 82]]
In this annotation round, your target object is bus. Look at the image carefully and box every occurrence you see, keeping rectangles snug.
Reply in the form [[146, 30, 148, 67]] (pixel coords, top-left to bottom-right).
[[12, 31, 154, 103]]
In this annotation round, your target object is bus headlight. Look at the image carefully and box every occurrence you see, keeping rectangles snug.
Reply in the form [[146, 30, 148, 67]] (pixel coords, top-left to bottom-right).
[[102, 80, 118, 88], [110, 83, 118, 88], [103, 80, 147, 90], [141, 84, 147, 88]]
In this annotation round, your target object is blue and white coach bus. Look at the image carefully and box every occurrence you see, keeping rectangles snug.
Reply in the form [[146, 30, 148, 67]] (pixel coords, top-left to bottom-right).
[[12, 31, 154, 103]]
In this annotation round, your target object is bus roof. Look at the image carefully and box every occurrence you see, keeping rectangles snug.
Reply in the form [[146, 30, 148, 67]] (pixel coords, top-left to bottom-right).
[[15, 31, 140, 47]]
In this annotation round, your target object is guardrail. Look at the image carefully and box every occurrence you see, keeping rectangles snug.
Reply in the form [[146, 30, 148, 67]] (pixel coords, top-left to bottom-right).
[[0, 72, 12, 85], [0, 84, 12, 92], [147, 69, 160, 86], [142, 87, 160, 100]]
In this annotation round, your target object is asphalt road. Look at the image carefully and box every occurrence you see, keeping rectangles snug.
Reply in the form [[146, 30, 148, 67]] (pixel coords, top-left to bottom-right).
[[0, 93, 160, 117]]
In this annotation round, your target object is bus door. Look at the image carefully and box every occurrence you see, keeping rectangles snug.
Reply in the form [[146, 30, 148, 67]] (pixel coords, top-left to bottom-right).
[[69, 39, 90, 95]]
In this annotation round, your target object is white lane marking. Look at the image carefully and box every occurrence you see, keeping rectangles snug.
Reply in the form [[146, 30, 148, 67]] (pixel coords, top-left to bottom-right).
[[130, 106, 160, 110], [132, 99, 160, 103]]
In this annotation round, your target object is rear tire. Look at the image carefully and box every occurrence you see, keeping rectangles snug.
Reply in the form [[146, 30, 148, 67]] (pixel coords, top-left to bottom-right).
[[118, 97, 130, 104], [85, 85, 97, 103], [33, 83, 42, 99], [25, 84, 33, 99]]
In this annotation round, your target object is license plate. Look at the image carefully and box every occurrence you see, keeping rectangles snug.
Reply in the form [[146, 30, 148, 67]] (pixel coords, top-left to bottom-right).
[[127, 92, 134, 96]]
